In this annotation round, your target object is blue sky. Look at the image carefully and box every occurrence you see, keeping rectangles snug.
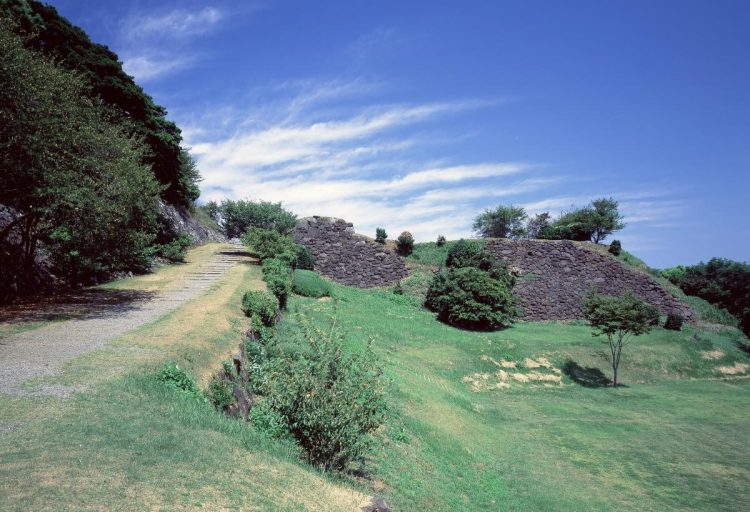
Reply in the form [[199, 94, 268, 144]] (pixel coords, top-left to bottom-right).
[[47, 0, 749, 267]]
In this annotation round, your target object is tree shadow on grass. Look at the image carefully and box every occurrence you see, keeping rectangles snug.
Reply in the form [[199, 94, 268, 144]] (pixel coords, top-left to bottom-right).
[[562, 360, 612, 388], [0, 288, 155, 325]]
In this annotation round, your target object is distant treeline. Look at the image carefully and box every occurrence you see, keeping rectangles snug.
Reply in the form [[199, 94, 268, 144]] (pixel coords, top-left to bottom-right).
[[663, 259, 750, 338]]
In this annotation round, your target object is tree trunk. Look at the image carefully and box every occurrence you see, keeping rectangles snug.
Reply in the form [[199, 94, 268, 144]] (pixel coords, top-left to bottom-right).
[[612, 363, 618, 387]]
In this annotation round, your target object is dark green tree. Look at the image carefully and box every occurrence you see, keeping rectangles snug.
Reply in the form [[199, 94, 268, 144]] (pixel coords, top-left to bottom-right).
[[375, 227, 387, 244], [0, 0, 200, 205], [0, 20, 160, 290], [526, 212, 551, 239], [219, 200, 297, 238], [582, 292, 657, 386], [473, 205, 527, 238]]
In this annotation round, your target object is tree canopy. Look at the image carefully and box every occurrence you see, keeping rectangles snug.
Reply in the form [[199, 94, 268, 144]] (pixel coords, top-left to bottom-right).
[[473, 205, 527, 239], [0, 19, 161, 294], [0, 0, 200, 205], [536, 197, 625, 243]]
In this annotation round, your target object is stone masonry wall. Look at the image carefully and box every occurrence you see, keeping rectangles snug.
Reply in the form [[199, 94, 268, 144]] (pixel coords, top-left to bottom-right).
[[484, 238, 693, 321], [294, 217, 409, 288]]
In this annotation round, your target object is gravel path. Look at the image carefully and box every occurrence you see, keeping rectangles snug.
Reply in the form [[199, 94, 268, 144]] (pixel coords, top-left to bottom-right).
[[0, 248, 247, 396]]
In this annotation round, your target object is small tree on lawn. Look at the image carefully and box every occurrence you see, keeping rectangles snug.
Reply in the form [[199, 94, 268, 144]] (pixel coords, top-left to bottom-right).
[[582, 291, 657, 386]]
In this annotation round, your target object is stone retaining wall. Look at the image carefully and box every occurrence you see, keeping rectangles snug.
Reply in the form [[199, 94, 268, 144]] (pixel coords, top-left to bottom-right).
[[293, 217, 409, 288], [484, 238, 693, 321]]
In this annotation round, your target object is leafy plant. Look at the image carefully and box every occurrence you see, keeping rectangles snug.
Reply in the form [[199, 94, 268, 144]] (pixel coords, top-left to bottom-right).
[[219, 200, 297, 238], [262, 258, 293, 308], [609, 239, 622, 256], [241, 227, 297, 262], [582, 291, 658, 386], [473, 204, 527, 239], [295, 245, 315, 270], [425, 267, 518, 330], [375, 227, 387, 244], [206, 375, 235, 410], [396, 231, 414, 256], [436, 235, 446, 247], [292, 269, 332, 298], [153, 234, 194, 262], [241, 290, 279, 326], [664, 313, 684, 331], [156, 362, 201, 399], [263, 313, 387, 471], [249, 399, 290, 440]]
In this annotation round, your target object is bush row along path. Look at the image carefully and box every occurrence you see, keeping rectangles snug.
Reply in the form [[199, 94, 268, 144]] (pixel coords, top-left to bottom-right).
[[0, 246, 248, 397]]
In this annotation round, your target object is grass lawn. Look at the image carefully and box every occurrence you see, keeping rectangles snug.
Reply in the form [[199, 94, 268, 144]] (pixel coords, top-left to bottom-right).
[[1, 242, 749, 510], [280, 279, 750, 511]]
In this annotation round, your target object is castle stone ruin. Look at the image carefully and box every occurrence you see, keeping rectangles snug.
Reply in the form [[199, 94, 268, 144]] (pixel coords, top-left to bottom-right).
[[484, 238, 693, 321], [294, 217, 409, 288]]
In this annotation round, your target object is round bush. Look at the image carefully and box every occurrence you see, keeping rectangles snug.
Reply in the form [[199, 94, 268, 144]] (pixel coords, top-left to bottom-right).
[[425, 267, 518, 330], [609, 240, 622, 256], [295, 245, 315, 270], [664, 312, 684, 331], [241, 290, 279, 326], [396, 231, 414, 256], [436, 235, 446, 247], [293, 269, 332, 298], [445, 239, 485, 269], [375, 227, 387, 244]]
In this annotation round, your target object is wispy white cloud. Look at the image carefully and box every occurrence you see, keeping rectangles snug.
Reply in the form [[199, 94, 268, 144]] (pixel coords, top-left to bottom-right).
[[123, 7, 224, 41], [118, 5, 234, 82]]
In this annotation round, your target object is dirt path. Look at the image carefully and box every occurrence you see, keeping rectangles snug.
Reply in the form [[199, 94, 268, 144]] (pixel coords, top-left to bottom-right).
[[0, 248, 248, 396]]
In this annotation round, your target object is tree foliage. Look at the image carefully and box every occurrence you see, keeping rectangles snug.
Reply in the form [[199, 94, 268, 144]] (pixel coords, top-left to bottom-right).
[[663, 258, 750, 338], [219, 200, 297, 239], [473, 205, 527, 239], [537, 198, 625, 243], [582, 291, 657, 386], [0, 0, 200, 205], [0, 19, 160, 291]]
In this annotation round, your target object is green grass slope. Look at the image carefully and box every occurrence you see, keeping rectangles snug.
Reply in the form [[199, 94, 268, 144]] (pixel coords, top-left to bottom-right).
[[282, 280, 750, 511]]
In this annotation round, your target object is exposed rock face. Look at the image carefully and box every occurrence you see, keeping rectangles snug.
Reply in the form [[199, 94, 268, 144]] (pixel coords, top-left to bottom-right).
[[157, 200, 225, 243], [294, 217, 409, 288], [484, 238, 693, 321]]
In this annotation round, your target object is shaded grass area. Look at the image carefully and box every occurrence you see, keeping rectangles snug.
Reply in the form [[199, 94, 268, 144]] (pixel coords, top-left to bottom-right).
[[286, 283, 750, 511], [0, 245, 369, 511]]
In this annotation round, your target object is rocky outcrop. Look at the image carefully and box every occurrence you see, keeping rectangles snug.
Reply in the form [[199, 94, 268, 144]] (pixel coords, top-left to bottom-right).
[[157, 200, 225, 243], [294, 217, 409, 288], [484, 238, 693, 321]]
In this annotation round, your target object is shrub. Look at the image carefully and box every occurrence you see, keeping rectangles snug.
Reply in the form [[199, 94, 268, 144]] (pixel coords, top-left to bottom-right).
[[664, 313, 684, 331], [206, 375, 234, 410], [444, 239, 513, 285], [249, 399, 290, 440], [262, 258, 293, 308], [396, 231, 414, 256], [425, 267, 518, 330], [241, 227, 297, 262], [219, 199, 297, 238], [473, 204, 527, 238], [293, 269, 332, 298], [241, 290, 279, 326], [295, 245, 315, 270], [156, 362, 201, 399], [264, 313, 387, 471], [153, 234, 194, 262], [609, 240, 622, 256], [436, 235, 446, 247], [375, 227, 387, 244]]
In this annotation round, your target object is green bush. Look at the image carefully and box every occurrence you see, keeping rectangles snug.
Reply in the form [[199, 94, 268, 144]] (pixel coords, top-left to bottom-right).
[[375, 227, 387, 244], [664, 313, 684, 331], [293, 269, 332, 298], [609, 240, 622, 256], [249, 399, 290, 440], [262, 258, 293, 308], [396, 231, 414, 256], [295, 245, 315, 270], [241, 227, 297, 261], [219, 199, 297, 238], [241, 290, 279, 326], [264, 313, 387, 471], [153, 234, 194, 262], [206, 375, 234, 410], [436, 235, 446, 247], [445, 239, 514, 285], [425, 267, 518, 330], [156, 362, 201, 399]]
